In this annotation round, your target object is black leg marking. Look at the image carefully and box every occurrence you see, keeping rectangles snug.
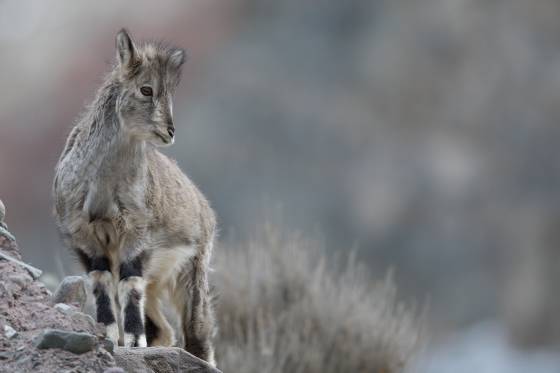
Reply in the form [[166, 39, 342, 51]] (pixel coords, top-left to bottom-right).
[[119, 255, 143, 280], [75, 249, 111, 274], [74, 248, 92, 272], [123, 289, 144, 346], [91, 256, 111, 272], [119, 257, 146, 347], [93, 285, 116, 325], [145, 315, 159, 346], [77, 252, 115, 326]]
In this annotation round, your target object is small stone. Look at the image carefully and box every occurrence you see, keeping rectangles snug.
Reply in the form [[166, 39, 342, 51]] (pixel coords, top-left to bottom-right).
[[54, 303, 75, 314], [16, 355, 30, 364], [70, 311, 96, 330], [4, 324, 17, 339], [52, 276, 87, 309], [100, 338, 115, 355], [103, 368, 125, 373], [33, 329, 97, 354]]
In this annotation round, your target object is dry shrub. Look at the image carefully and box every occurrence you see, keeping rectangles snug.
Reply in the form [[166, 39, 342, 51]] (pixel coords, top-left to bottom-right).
[[214, 227, 422, 372]]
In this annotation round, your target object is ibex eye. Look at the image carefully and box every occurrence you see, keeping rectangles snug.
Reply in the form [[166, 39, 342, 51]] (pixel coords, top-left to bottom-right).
[[140, 86, 153, 96]]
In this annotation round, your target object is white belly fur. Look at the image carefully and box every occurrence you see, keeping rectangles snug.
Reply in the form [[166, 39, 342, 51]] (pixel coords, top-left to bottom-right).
[[146, 245, 197, 289]]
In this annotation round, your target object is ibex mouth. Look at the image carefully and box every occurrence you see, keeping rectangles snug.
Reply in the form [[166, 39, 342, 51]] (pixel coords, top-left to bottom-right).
[[154, 131, 171, 144]]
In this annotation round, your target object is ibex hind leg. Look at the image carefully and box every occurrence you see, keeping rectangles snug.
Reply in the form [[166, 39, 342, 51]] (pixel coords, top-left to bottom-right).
[[75, 249, 120, 344], [179, 254, 216, 366], [118, 255, 147, 347], [144, 281, 175, 346]]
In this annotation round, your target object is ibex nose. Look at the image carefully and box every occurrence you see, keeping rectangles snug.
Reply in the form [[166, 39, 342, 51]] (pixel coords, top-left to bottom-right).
[[167, 125, 175, 138]]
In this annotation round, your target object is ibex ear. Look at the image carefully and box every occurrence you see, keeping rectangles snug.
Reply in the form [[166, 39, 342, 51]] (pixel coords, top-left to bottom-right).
[[168, 48, 186, 70], [116, 29, 138, 68]]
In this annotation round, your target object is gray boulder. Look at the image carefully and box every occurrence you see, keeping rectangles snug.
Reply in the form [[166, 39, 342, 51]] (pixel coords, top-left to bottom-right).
[[113, 347, 222, 373], [33, 328, 97, 354], [52, 275, 87, 308]]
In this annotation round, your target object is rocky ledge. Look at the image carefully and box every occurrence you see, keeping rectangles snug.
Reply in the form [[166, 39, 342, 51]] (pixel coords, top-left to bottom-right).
[[0, 199, 220, 373]]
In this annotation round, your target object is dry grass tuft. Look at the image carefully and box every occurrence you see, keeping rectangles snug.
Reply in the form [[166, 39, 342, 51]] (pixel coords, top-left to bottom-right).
[[214, 227, 422, 373]]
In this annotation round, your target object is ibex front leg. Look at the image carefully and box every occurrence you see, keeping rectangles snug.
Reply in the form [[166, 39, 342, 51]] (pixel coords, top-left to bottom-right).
[[76, 250, 120, 344], [118, 255, 147, 347]]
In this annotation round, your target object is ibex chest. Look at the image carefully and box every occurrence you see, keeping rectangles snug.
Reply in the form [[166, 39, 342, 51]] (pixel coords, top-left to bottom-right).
[[83, 175, 148, 223], [55, 133, 153, 248]]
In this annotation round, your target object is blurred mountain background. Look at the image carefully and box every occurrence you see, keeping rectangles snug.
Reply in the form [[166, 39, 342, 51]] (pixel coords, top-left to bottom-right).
[[1, 0, 560, 371]]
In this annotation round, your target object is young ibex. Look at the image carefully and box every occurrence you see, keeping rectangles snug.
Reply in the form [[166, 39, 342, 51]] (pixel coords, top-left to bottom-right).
[[53, 29, 216, 365]]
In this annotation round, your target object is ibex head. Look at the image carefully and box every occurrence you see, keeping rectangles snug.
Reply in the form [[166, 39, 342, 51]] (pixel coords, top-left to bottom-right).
[[114, 29, 186, 147]]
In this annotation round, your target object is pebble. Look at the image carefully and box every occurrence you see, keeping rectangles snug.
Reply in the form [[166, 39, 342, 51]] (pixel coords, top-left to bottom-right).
[[4, 324, 17, 339], [54, 303, 74, 314], [33, 329, 97, 354], [100, 338, 115, 354]]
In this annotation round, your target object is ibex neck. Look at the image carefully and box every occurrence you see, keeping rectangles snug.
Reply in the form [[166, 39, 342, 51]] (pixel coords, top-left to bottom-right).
[[84, 80, 148, 181]]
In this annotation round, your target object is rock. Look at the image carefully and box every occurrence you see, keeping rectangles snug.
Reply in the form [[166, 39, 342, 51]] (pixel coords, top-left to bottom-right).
[[54, 303, 75, 314], [35, 281, 52, 296], [52, 276, 87, 308], [70, 311, 97, 331], [103, 368, 125, 373], [113, 347, 222, 373], [54, 303, 97, 331], [4, 324, 17, 339], [0, 199, 5, 223], [8, 273, 32, 288], [100, 338, 115, 355], [0, 282, 12, 299], [0, 234, 115, 371], [0, 351, 13, 360], [0, 199, 15, 240], [33, 329, 97, 354], [0, 252, 42, 279]]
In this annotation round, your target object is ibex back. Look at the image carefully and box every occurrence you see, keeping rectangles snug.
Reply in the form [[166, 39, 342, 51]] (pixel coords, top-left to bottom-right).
[[53, 29, 216, 365]]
